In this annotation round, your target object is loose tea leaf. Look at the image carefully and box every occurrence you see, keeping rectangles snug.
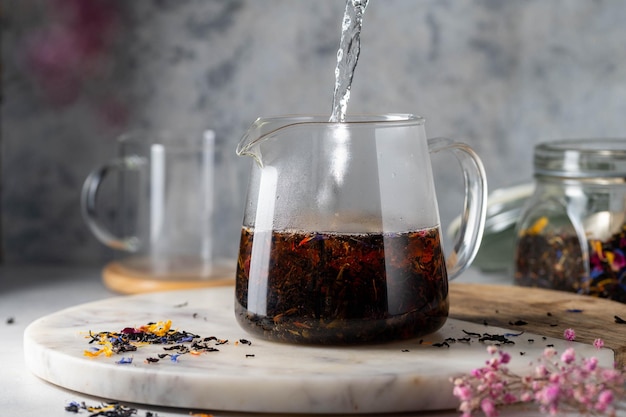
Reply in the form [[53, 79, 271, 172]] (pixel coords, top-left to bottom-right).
[[64, 400, 156, 416], [515, 217, 626, 303]]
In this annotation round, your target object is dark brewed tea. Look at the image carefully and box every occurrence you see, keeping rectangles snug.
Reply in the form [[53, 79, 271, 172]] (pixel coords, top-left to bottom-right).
[[235, 226, 449, 344]]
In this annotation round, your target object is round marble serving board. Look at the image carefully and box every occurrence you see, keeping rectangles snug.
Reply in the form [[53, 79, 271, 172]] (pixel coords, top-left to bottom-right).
[[24, 285, 614, 414]]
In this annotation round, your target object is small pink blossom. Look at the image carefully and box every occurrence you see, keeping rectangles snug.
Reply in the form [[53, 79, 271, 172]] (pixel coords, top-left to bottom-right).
[[487, 357, 500, 369], [543, 347, 557, 359], [564, 328, 576, 341], [535, 364, 549, 378], [520, 392, 533, 402], [584, 357, 599, 372], [560, 348, 576, 364], [480, 397, 498, 417], [594, 338, 605, 349], [453, 384, 473, 401], [595, 389, 614, 412], [484, 370, 499, 383], [536, 383, 560, 405]]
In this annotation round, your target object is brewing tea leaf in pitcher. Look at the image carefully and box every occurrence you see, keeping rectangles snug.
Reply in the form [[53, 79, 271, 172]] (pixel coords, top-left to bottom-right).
[[235, 227, 449, 345], [330, 0, 370, 123]]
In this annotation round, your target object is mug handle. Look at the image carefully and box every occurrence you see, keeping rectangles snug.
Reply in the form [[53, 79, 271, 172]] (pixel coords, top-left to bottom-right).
[[428, 137, 488, 279], [80, 156, 146, 252]]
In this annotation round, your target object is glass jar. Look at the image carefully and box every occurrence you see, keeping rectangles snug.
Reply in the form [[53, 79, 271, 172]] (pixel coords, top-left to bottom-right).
[[514, 139, 626, 303]]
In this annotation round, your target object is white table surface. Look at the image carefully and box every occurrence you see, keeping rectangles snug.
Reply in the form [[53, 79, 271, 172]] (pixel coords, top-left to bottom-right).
[[0, 265, 623, 417]]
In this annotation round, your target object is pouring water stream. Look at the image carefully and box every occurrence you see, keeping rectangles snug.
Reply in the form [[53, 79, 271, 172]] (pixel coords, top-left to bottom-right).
[[330, 0, 370, 123]]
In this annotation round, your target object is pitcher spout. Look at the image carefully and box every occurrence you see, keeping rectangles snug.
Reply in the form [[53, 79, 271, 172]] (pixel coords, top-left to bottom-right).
[[236, 115, 332, 167], [236, 117, 270, 167]]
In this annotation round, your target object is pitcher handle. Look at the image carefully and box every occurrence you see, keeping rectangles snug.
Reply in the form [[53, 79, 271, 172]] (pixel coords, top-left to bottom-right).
[[428, 137, 488, 279], [80, 156, 146, 252]]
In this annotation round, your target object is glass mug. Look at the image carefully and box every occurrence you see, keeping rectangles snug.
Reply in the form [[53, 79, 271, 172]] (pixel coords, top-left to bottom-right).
[[81, 130, 234, 286], [235, 114, 487, 344]]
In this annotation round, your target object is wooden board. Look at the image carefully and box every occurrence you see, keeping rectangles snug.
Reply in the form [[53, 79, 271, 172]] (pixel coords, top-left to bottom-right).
[[102, 261, 235, 294], [450, 283, 626, 367]]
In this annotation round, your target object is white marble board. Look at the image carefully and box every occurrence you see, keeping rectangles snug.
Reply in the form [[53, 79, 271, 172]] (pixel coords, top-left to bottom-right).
[[23, 286, 614, 414]]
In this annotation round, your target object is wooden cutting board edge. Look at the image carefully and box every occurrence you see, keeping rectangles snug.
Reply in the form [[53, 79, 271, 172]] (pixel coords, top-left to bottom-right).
[[449, 283, 626, 368]]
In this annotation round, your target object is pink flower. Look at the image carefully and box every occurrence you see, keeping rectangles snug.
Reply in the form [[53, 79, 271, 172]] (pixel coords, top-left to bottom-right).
[[535, 364, 549, 378], [560, 348, 576, 364], [487, 357, 500, 369], [564, 328, 576, 341], [593, 338, 605, 349], [489, 382, 505, 396], [536, 383, 560, 406], [595, 389, 614, 412], [480, 397, 498, 417], [484, 370, 499, 383], [584, 357, 599, 372], [543, 347, 557, 359], [453, 384, 473, 401], [451, 345, 625, 417], [520, 392, 533, 402]]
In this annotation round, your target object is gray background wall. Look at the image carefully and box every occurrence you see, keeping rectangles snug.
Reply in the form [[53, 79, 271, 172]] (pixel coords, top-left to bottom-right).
[[3, 0, 626, 265]]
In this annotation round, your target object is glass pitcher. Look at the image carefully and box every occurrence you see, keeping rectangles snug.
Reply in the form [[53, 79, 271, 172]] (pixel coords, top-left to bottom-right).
[[235, 114, 487, 344]]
